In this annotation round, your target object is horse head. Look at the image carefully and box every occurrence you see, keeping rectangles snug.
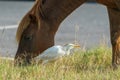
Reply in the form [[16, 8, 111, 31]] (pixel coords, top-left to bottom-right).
[[14, 2, 58, 65]]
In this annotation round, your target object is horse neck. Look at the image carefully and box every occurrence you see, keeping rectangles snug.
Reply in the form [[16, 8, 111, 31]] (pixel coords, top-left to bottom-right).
[[39, 0, 86, 32]]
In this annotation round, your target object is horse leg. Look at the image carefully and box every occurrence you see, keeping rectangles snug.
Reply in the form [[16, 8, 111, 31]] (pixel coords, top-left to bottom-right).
[[107, 7, 120, 68]]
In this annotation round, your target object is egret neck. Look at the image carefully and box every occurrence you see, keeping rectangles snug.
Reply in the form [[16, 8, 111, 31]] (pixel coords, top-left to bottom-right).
[[63, 45, 74, 55]]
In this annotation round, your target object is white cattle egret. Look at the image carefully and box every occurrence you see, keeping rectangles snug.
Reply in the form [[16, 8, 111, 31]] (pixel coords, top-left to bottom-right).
[[34, 43, 80, 64]]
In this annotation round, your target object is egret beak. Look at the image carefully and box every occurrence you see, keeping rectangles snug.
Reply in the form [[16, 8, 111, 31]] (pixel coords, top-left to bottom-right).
[[74, 44, 80, 48]]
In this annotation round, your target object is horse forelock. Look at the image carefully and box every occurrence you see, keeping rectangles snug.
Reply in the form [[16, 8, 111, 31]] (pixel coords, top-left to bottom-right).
[[16, 14, 30, 43], [16, 0, 42, 43]]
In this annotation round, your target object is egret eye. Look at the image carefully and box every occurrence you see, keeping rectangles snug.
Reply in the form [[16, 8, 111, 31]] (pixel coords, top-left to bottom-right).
[[24, 35, 33, 41]]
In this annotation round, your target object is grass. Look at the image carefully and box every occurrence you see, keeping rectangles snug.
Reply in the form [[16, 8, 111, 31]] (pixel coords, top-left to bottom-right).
[[0, 46, 120, 80]]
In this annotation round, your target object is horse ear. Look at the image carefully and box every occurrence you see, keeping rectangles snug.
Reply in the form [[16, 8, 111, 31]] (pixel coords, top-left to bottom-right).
[[29, 14, 36, 22]]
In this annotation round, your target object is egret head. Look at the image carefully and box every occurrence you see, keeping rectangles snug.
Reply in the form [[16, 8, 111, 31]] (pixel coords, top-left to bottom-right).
[[64, 43, 80, 48], [63, 43, 80, 55]]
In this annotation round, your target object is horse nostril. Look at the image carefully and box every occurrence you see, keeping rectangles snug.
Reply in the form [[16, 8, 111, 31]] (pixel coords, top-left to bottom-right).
[[14, 54, 32, 66], [14, 59, 31, 66]]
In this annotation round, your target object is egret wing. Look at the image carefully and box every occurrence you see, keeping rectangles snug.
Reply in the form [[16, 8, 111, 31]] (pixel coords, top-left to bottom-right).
[[35, 46, 65, 60]]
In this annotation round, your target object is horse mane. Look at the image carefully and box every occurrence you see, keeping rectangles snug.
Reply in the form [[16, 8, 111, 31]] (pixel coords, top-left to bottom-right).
[[16, 0, 42, 43]]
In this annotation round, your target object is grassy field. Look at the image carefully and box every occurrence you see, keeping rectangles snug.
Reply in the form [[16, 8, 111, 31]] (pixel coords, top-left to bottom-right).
[[0, 46, 120, 80]]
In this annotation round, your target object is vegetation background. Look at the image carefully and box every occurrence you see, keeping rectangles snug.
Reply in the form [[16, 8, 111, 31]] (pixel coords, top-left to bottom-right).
[[0, 45, 120, 80]]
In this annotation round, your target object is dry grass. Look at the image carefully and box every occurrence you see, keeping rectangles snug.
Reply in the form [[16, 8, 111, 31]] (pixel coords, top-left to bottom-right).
[[0, 46, 120, 80]]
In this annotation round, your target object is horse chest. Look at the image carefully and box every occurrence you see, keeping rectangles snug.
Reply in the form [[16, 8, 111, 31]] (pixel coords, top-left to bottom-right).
[[96, 0, 117, 8]]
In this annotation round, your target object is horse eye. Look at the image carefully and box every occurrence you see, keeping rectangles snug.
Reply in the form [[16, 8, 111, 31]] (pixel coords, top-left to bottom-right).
[[24, 35, 33, 41], [42, 0, 46, 5]]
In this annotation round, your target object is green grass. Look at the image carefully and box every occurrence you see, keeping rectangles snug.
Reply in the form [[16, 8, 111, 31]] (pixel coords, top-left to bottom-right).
[[0, 46, 120, 80]]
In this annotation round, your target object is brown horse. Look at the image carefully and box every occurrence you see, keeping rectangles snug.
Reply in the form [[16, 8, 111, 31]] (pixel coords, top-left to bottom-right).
[[14, 0, 120, 67]]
